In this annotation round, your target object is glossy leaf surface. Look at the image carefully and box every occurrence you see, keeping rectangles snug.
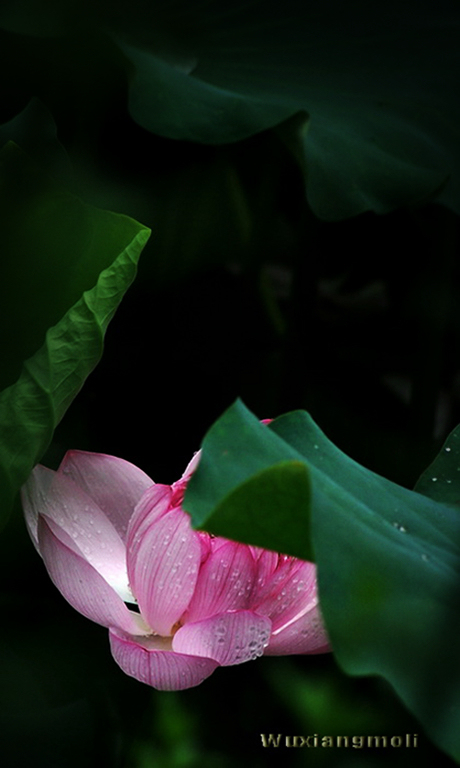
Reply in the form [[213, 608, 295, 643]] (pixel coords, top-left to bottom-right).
[[186, 400, 460, 760]]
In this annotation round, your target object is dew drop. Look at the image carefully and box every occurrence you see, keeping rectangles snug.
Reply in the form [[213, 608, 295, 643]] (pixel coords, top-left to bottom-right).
[[392, 522, 407, 533], [447, 479, 452, 484], [432, 477, 438, 482], [313, 444, 319, 450], [445, 447, 452, 452]]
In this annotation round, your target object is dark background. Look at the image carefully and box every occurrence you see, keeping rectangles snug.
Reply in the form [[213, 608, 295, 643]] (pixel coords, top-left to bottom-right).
[[0, 13, 459, 768]]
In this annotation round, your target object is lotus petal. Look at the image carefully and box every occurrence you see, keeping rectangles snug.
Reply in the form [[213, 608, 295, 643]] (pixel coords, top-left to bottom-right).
[[173, 610, 272, 666], [185, 541, 256, 623], [109, 628, 218, 690], [38, 516, 148, 635], [128, 506, 201, 635], [265, 603, 330, 655], [59, 450, 153, 540]]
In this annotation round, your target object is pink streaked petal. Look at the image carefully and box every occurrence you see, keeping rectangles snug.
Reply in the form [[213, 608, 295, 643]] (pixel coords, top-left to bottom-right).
[[59, 451, 153, 540], [209, 536, 233, 553], [128, 507, 201, 636], [173, 610, 272, 666], [169, 450, 202, 508], [109, 628, 218, 691], [251, 549, 279, 597], [264, 604, 330, 655], [126, 484, 173, 566], [197, 532, 213, 563], [35, 470, 131, 601], [21, 464, 55, 553], [185, 542, 257, 623], [253, 558, 317, 632], [181, 450, 201, 481], [38, 516, 149, 635]]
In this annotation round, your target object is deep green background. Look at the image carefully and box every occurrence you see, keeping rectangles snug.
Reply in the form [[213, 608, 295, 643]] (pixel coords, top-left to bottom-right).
[[1, 2, 460, 767]]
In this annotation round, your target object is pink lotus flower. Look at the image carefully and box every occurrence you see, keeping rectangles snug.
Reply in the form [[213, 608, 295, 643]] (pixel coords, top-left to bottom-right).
[[21, 448, 330, 690]]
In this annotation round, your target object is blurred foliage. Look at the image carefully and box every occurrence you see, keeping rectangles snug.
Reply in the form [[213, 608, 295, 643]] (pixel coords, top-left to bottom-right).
[[0, 1, 459, 218], [0, 1, 459, 767]]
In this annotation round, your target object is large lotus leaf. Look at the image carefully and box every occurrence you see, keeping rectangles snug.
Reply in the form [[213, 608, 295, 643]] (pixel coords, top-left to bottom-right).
[[186, 401, 313, 560], [0, 1, 457, 220], [0, 142, 150, 524], [124, 0, 460, 219], [120, 43, 293, 145], [185, 400, 460, 761], [0, 142, 144, 391]]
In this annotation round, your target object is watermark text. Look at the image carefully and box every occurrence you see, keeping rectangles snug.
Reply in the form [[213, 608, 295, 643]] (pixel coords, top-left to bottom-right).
[[260, 733, 418, 749]]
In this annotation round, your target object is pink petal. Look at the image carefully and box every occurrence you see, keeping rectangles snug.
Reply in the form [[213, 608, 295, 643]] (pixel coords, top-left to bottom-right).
[[197, 531, 213, 563], [126, 484, 173, 566], [184, 542, 256, 623], [181, 450, 201, 481], [38, 516, 148, 635], [127, 507, 201, 636], [264, 603, 330, 655], [209, 535, 234, 553], [250, 549, 279, 593], [21, 464, 55, 553], [173, 610, 272, 666], [168, 450, 202, 508], [59, 451, 153, 540], [252, 557, 317, 632], [37, 469, 131, 601], [109, 628, 218, 691]]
